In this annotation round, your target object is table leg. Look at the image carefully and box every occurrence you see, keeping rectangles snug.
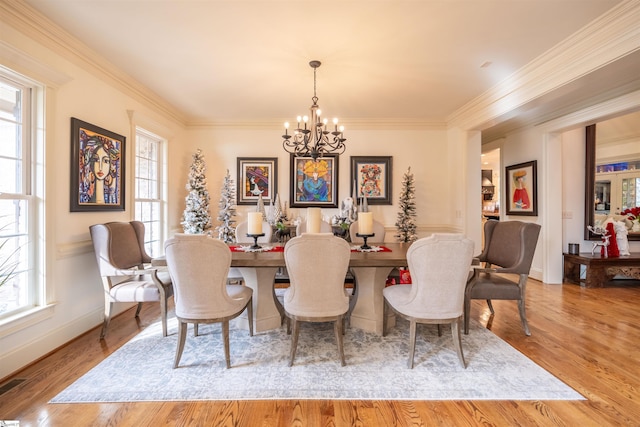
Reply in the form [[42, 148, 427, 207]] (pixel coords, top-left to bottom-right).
[[235, 267, 282, 332], [350, 266, 395, 334]]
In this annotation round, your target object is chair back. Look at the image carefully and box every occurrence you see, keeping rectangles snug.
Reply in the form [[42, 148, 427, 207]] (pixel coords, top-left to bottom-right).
[[284, 234, 350, 317], [89, 221, 150, 276], [349, 220, 386, 244], [164, 234, 240, 319], [235, 220, 273, 243], [405, 234, 474, 319], [479, 220, 541, 274], [296, 220, 333, 235]]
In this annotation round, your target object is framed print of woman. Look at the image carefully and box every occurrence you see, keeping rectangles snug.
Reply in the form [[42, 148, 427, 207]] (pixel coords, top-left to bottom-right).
[[79, 136, 121, 205], [505, 160, 537, 216]]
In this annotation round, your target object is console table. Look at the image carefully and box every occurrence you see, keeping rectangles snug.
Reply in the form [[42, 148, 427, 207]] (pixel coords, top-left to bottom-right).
[[563, 252, 640, 288]]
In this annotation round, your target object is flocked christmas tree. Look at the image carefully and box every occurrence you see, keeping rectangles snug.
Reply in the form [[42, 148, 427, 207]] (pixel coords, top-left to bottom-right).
[[181, 149, 212, 234], [215, 169, 237, 243], [395, 166, 418, 242]]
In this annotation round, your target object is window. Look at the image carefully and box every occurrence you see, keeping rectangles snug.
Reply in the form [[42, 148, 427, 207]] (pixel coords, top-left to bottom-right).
[[0, 73, 42, 319], [134, 129, 165, 257]]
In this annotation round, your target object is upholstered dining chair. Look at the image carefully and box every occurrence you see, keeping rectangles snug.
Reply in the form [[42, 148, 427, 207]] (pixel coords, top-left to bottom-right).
[[89, 221, 173, 339], [383, 234, 474, 368], [296, 219, 333, 235], [349, 219, 386, 245], [164, 234, 253, 369], [283, 233, 351, 366], [464, 220, 541, 336]]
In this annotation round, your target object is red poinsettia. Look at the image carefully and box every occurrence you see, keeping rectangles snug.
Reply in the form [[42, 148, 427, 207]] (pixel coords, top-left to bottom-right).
[[620, 206, 640, 221]]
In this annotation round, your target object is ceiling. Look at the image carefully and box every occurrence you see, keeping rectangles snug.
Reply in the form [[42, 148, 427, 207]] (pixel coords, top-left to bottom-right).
[[22, 0, 633, 131]]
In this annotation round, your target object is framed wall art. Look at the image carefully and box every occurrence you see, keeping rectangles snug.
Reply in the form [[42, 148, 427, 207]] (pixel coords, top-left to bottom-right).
[[237, 157, 278, 205], [290, 154, 339, 208], [70, 117, 126, 212], [350, 156, 392, 205], [505, 160, 538, 216]]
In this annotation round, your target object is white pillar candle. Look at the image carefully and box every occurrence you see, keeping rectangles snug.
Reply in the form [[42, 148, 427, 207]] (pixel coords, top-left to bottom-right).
[[247, 212, 263, 235], [307, 207, 321, 233], [358, 212, 374, 235]]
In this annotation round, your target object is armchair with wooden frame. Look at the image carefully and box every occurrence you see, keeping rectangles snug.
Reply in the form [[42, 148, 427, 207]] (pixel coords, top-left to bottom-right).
[[89, 221, 173, 339], [464, 220, 541, 336]]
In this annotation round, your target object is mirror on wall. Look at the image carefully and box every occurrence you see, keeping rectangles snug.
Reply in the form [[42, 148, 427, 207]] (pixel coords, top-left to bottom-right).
[[585, 111, 640, 241]]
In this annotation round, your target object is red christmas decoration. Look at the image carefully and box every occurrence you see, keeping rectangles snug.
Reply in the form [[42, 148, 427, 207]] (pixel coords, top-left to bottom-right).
[[602, 222, 619, 257]]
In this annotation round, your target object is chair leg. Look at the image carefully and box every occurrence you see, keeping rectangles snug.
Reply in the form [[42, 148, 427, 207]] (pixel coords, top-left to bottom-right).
[[289, 319, 300, 367], [135, 302, 143, 317], [173, 320, 188, 368], [247, 296, 254, 337], [334, 315, 346, 366], [160, 298, 168, 337], [222, 320, 231, 369], [382, 299, 389, 337], [518, 299, 531, 336], [451, 318, 466, 369], [463, 296, 471, 335], [194, 324, 199, 337], [408, 320, 417, 369], [486, 299, 495, 314], [437, 324, 442, 336], [100, 300, 114, 339]]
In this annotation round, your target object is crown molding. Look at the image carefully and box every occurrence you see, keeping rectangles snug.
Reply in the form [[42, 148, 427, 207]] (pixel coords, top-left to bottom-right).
[[0, 0, 187, 126], [185, 118, 446, 131], [448, 0, 640, 131]]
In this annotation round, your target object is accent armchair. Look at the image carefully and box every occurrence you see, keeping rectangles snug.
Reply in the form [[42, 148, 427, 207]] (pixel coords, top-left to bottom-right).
[[89, 221, 173, 339], [464, 220, 541, 336]]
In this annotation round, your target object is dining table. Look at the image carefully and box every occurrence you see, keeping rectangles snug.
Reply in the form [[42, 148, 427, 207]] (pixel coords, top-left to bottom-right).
[[154, 241, 411, 335]]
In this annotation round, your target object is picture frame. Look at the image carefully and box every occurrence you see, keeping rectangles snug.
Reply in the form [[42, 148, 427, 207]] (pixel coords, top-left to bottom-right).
[[70, 117, 126, 212], [350, 156, 393, 205], [290, 154, 339, 208], [237, 157, 278, 205], [505, 160, 538, 216]]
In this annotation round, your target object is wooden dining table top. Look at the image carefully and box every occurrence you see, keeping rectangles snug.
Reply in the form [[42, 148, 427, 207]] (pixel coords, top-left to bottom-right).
[[153, 242, 411, 268]]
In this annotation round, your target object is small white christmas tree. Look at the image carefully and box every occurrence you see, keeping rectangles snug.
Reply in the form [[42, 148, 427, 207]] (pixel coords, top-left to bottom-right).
[[395, 166, 418, 242], [215, 169, 237, 243], [181, 149, 212, 234]]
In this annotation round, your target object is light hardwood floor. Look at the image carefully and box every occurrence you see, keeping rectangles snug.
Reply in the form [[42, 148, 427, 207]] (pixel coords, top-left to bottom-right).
[[1, 279, 639, 426]]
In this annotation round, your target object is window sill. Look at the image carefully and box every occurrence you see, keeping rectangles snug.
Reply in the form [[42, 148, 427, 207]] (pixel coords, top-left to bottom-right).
[[0, 304, 57, 338]]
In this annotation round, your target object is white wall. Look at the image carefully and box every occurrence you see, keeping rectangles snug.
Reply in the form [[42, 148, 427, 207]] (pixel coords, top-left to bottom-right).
[[0, 20, 187, 379], [171, 127, 458, 240]]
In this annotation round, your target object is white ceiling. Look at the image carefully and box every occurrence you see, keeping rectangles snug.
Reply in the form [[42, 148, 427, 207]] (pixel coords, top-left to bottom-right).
[[23, 0, 629, 129]]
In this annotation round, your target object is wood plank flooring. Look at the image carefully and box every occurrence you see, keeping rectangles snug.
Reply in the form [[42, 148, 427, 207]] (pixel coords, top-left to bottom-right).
[[1, 279, 639, 426]]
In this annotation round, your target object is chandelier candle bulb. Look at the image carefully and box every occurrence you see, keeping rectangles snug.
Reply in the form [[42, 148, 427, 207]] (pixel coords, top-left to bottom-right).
[[359, 212, 374, 235], [248, 212, 263, 235], [307, 207, 322, 233]]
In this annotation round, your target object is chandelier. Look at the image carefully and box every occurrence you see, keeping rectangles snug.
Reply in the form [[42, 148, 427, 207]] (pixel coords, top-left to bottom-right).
[[282, 60, 346, 161]]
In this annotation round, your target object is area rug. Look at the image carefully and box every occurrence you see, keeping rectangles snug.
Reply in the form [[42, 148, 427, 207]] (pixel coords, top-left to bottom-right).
[[51, 317, 583, 402]]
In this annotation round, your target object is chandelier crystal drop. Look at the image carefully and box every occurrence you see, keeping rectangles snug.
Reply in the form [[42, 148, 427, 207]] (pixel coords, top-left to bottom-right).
[[282, 60, 346, 161]]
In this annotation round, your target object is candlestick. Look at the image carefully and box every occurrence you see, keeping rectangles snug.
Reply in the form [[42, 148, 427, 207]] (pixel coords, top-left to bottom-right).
[[356, 233, 375, 250], [246, 233, 265, 250], [358, 212, 373, 235], [248, 212, 263, 235]]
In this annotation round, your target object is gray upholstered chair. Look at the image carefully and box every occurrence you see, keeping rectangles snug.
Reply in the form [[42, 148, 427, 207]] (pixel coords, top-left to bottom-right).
[[283, 233, 351, 366], [464, 220, 541, 336], [89, 221, 173, 339], [383, 234, 474, 368], [164, 234, 253, 369], [295, 220, 333, 235], [349, 219, 386, 244]]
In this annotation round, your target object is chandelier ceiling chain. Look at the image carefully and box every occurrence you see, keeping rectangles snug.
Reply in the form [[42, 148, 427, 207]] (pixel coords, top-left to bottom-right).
[[282, 60, 346, 161]]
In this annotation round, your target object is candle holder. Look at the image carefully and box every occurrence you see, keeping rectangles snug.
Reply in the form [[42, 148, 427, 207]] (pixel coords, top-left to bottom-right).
[[356, 233, 375, 250], [246, 233, 265, 250]]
